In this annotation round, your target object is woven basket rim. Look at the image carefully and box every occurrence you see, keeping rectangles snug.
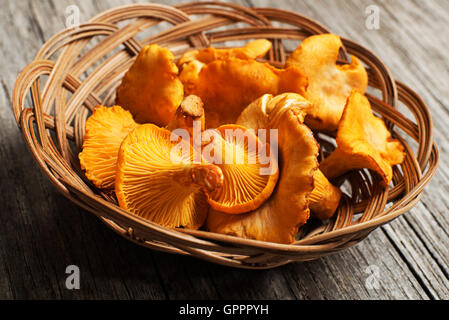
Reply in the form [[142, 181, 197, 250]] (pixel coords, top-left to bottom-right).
[[11, 2, 439, 269]]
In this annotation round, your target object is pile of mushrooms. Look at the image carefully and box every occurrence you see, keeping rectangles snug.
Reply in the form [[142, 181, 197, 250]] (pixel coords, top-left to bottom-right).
[[78, 35, 405, 244]]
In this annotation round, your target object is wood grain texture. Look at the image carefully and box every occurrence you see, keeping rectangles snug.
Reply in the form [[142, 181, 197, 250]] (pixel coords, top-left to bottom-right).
[[0, 0, 447, 299]]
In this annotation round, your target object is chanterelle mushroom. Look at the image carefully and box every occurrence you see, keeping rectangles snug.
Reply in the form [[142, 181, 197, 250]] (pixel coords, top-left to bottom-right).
[[286, 34, 368, 131], [178, 39, 272, 67], [79, 105, 137, 189], [116, 44, 184, 126], [201, 124, 279, 214], [319, 90, 405, 187], [186, 57, 308, 128], [178, 40, 272, 95], [207, 95, 319, 244], [115, 124, 223, 229], [237, 93, 342, 220], [309, 169, 342, 220]]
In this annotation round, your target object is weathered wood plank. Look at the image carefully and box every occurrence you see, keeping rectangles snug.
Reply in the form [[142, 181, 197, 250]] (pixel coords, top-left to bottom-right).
[[0, 0, 447, 300]]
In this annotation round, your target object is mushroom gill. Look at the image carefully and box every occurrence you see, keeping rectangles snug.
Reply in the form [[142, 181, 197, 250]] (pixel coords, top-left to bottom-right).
[[202, 124, 279, 214], [237, 93, 342, 219], [79, 105, 137, 189], [207, 99, 319, 244], [115, 124, 223, 229]]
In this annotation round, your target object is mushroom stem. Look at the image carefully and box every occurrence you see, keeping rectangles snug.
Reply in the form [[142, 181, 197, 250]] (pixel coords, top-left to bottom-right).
[[309, 169, 342, 220], [166, 95, 205, 135], [320, 148, 367, 180], [190, 164, 224, 193], [171, 163, 223, 194]]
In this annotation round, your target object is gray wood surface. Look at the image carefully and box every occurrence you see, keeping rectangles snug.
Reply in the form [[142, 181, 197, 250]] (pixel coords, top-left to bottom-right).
[[0, 0, 448, 300]]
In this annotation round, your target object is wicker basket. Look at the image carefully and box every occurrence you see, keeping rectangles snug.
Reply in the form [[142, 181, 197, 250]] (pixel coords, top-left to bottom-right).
[[12, 2, 438, 269]]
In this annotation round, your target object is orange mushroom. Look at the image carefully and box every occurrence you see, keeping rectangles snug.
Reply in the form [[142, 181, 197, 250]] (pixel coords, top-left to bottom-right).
[[178, 40, 272, 96], [236, 93, 310, 128], [309, 170, 342, 220], [207, 97, 319, 244], [201, 124, 279, 214], [286, 34, 368, 131], [79, 105, 137, 189], [116, 44, 184, 126], [319, 90, 405, 187], [178, 39, 272, 67], [115, 124, 223, 229], [187, 58, 307, 128], [237, 93, 342, 220]]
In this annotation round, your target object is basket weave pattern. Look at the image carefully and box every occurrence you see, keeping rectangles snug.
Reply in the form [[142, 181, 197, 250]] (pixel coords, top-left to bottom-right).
[[12, 2, 438, 269]]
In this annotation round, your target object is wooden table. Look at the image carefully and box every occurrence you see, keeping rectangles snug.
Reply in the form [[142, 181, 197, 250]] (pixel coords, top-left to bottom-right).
[[0, 0, 448, 299]]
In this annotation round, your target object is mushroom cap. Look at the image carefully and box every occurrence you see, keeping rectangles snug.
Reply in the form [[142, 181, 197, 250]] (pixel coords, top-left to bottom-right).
[[188, 57, 307, 128], [207, 98, 319, 244], [115, 124, 223, 229], [309, 169, 342, 220], [237, 93, 342, 219], [203, 124, 279, 214], [116, 44, 184, 126], [179, 60, 205, 95], [236, 92, 311, 129], [178, 39, 272, 67], [178, 40, 272, 96], [286, 34, 368, 131], [320, 90, 405, 186], [79, 105, 137, 189]]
